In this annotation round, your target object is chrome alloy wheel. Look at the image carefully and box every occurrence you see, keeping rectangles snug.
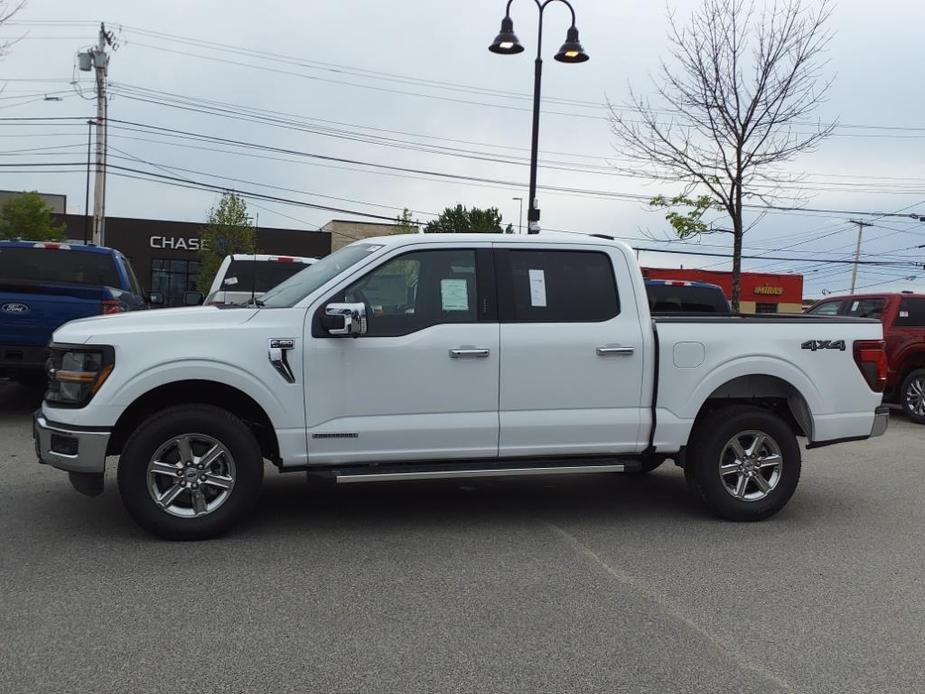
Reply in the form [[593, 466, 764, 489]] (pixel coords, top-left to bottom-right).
[[146, 434, 236, 518], [905, 376, 925, 417], [718, 430, 783, 502]]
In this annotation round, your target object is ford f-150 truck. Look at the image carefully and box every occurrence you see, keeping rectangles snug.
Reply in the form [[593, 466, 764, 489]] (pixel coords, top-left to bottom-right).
[[34, 233, 890, 539], [1, 240, 148, 386]]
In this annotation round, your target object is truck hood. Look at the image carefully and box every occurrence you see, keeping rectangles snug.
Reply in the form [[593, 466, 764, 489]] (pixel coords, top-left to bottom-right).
[[53, 306, 259, 345]]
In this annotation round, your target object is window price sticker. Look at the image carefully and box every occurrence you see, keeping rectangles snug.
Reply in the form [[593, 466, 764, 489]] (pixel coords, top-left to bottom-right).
[[528, 269, 547, 307]]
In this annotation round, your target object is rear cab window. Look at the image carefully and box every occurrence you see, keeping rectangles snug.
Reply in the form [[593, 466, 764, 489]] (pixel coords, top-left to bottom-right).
[[223, 259, 310, 293], [0, 246, 119, 287], [647, 284, 729, 314], [896, 297, 925, 327]]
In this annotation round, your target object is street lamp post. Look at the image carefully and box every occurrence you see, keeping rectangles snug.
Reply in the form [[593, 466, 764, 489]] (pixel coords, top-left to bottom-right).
[[512, 196, 523, 234], [489, 0, 589, 234], [84, 119, 94, 244]]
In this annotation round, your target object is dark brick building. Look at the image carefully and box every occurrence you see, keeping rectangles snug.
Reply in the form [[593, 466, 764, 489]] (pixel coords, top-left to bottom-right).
[[54, 214, 331, 303]]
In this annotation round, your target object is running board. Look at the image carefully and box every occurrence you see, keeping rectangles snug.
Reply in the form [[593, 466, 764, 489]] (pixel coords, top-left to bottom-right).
[[333, 461, 638, 484]]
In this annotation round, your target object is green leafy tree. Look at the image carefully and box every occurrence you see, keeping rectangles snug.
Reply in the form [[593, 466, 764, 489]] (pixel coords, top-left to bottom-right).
[[0, 191, 66, 241], [394, 208, 420, 234], [197, 192, 256, 293], [424, 204, 505, 233], [649, 193, 724, 239]]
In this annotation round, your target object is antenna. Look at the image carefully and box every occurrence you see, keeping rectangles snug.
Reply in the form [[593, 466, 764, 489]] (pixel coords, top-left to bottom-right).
[[249, 211, 259, 307]]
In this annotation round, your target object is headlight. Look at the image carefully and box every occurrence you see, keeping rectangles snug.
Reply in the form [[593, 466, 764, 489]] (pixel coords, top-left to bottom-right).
[[44, 344, 115, 408]]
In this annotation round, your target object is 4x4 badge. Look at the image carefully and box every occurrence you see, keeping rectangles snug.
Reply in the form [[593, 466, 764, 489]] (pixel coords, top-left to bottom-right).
[[801, 339, 846, 352]]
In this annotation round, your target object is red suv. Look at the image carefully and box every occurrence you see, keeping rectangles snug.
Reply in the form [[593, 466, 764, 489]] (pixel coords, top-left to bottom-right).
[[807, 293, 925, 423]]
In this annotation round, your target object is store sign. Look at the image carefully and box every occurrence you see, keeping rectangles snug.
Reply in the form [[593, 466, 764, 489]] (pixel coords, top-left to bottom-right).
[[754, 285, 784, 296], [149, 235, 208, 251]]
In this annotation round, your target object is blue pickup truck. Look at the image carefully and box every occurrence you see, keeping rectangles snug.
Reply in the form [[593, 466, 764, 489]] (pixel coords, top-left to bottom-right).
[[0, 240, 148, 386]]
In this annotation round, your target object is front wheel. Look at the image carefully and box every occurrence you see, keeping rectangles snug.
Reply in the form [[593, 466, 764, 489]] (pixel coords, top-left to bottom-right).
[[900, 369, 925, 424], [685, 406, 801, 522], [117, 405, 264, 540]]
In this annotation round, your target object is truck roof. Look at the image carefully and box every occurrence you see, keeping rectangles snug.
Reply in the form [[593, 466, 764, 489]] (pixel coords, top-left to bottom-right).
[[814, 292, 925, 301], [645, 279, 724, 290], [227, 253, 316, 263], [0, 240, 118, 255], [357, 231, 634, 251]]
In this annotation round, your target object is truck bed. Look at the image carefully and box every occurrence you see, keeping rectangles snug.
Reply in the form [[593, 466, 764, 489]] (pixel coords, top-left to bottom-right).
[[651, 313, 884, 451]]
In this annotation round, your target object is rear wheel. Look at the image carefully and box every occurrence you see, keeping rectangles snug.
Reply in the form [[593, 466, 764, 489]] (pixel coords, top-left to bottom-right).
[[900, 369, 925, 424], [685, 406, 800, 521], [117, 405, 263, 540]]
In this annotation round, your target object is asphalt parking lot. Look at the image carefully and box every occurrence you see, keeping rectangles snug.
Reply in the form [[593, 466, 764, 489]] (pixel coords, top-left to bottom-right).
[[2, 381, 924, 694]]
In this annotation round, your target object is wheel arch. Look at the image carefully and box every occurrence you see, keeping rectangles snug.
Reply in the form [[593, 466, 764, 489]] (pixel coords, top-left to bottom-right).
[[896, 352, 925, 389], [107, 380, 280, 465], [691, 374, 814, 441]]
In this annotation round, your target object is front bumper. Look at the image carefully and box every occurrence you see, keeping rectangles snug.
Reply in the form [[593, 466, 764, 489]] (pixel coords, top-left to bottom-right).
[[870, 405, 890, 438], [33, 410, 110, 474]]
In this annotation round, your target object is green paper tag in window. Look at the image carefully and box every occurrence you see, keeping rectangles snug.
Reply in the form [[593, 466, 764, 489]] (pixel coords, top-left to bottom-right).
[[440, 278, 469, 311]]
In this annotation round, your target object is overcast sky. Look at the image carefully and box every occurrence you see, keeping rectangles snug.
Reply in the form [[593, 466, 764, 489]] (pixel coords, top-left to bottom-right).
[[2, 0, 925, 298]]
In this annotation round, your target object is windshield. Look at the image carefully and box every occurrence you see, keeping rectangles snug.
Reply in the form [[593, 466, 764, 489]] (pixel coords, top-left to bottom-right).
[[260, 244, 381, 307], [222, 259, 311, 294]]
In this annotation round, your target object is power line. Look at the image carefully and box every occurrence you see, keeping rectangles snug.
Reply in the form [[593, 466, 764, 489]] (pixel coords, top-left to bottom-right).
[[116, 24, 925, 138]]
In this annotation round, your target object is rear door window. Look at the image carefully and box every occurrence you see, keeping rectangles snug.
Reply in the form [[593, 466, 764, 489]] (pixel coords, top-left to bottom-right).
[[499, 250, 619, 323], [896, 298, 925, 327], [0, 247, 119, 286]]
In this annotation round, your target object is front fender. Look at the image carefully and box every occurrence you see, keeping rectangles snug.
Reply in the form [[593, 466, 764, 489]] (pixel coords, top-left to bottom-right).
[[108, 358, 293, 430]]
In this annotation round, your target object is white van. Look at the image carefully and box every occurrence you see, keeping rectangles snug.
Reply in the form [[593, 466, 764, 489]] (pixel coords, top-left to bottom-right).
[[204, 254, 316, 306]]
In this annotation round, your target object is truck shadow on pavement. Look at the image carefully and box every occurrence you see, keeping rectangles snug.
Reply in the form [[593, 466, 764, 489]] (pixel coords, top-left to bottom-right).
[[252, 469, 703, 532], [22, 462, 849, 542]]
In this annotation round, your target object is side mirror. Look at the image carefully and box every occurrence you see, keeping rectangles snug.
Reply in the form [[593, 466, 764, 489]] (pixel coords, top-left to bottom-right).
[[148, 291, 165, 306], [182, 291, 204, 306], [322, 302, 367, 337]]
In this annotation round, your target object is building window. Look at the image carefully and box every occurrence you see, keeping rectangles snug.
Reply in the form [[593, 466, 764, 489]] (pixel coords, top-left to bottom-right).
[[152, 259, 201, 306], [755, 302, 778, 314]]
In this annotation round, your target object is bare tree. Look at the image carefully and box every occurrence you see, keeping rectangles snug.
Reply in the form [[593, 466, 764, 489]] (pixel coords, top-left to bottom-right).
[[0, 1, 25, 60], [610, 0, 835, 310]]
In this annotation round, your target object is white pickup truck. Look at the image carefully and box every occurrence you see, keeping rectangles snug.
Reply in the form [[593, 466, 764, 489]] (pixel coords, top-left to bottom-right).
[[34, 233, 889, 539]]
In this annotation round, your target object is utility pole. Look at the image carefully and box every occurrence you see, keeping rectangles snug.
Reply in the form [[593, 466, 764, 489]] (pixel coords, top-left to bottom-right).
[[849, 219, 873, 294], [78, 24, 114, 246]]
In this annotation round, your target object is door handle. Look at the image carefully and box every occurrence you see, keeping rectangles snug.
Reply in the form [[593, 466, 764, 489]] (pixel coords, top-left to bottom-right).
[[596, 346, 634, 356], [449, 348, 490, 359]]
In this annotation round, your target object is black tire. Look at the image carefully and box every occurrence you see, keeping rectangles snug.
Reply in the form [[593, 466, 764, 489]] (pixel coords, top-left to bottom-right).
[[900, 369, 925, 424], [117, 404, 263, 540], [685, 406, 801, 522]]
